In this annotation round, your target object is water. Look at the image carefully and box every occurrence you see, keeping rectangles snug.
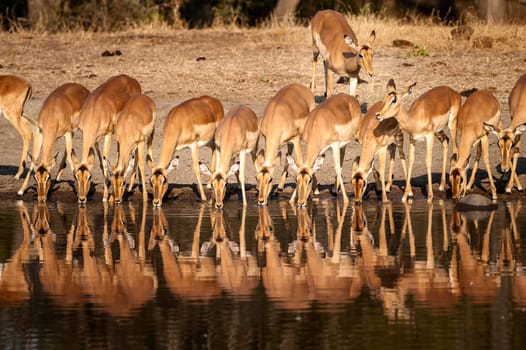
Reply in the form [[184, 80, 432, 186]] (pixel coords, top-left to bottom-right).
[[1, 198, 525, 349]]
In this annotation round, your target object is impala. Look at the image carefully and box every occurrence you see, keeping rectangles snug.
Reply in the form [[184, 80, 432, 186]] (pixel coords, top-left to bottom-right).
[[18, 83, 90, 201], [0, 75, 35, 179], [288, 93, 362, 207], [311, 9, 375, 97], [449, 90, 501, 200], [255, 83, 315, 205], [375, 79, 461, 202], [352, 100, 407, 203], [148, 95, 224, 206], [105, 94, 155, 204], [483, 73, 526, 193], [72, 74, 141, 204], [200, 104, 259, 209]]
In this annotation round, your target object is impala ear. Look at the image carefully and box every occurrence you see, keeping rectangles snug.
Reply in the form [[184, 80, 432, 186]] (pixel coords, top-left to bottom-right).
[[27, 152, 37, 169], [352, 156, 360, 174], [450, 153, 458, 167], [199, 162, 212, 176], [166, 156, 179, 174], [386, 79, 396, 92], [367, 30, 376, 45], [146, 154, 154, 170], [402, 82, 416, 98], [344, 35, 358, 50], [273, 151, 282, 167], [483, 122, 500, 135], [124, 154, 135, 178], [514, 123, 526, 136], [226, 162, 240, 178], [287, 155, 298, 173]]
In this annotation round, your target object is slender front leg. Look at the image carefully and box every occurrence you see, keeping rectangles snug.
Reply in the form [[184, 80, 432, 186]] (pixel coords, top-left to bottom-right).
[[403, 139, 416, 202], [278, 143, 293, 191], [332, 144, 348, 204], [311, 50, 319, 93], [466, 142, 481, 190], [101, 133, 112, 202], [378, 147, 389, 203], [507, 150, 523, 192], [386, 143, 396, 192], [480, 136, 497, 199], [435, 130, 449, 191], [190, 143, 207, 201], [425, 134, 435, 202], [239, 151, 247, 206], [137, 142, 148, 202], [323, 60, 332, 98]]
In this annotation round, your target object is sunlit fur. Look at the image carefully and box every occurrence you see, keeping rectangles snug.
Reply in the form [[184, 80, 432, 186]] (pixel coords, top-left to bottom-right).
[[498, 134, 514, 171], [34, 166, 52, 202], [151, 169, 169, 207]]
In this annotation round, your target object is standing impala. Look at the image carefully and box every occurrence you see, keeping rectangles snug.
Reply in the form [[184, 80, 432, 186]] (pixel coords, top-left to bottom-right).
[[72, 74, 141, 203], [450, 90, 501, 200], [255, 83, 315, 205], [288, 93, 362, 207], [0, 75, 35, 179], [148, 95, 224, 207], [311, 9, 375, 97], [200, 104, 259, 209], [352, 100, 406, 203], [105, 94, 155, 204], [375, 79, 461, 202], [18, 83, 90, 201], [483, 73, 526, 193]]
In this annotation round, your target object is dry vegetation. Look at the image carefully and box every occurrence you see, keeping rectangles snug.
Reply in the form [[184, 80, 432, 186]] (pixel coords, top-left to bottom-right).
[[1, 15, 526, 201]]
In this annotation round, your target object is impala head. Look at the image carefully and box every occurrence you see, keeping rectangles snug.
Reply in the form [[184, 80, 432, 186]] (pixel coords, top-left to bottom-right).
[[28, 153, 57, 202], [345, 30, 376, 78], [449, 154, 469, 200], [287, 155, 324, 208], [375, 79, 416, 121], [351, 157, 373, 203], [149, 156, 178, 207], [255, 150, 281, 206], [200, 162, 239, 210], [104, 156, 135, 205], [72, 149, 95, 204], [484, 122, 526, 172]]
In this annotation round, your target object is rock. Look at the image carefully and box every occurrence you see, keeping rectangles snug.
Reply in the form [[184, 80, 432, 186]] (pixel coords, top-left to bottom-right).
[[455, 192, 497, 221]]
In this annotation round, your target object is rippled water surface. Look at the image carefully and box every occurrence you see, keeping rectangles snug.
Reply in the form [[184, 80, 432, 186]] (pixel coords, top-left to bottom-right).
[[1, 198, 526, 349]]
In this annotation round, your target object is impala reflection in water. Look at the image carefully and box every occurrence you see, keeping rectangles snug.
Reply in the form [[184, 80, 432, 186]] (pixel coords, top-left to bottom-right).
[[1, 199, 526, 348]]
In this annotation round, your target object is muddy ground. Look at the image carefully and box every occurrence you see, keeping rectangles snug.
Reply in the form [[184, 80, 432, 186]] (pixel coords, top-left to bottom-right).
[[1, 27, 525, 204]]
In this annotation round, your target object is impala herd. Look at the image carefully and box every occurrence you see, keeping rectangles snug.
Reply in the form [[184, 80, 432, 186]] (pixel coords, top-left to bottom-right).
[[1, 9, 525, 207]]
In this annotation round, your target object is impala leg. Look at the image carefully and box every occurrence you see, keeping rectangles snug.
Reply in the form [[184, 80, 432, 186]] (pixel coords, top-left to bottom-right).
[[403, 139, 416, 202], [13, 118, 34, 180], [191, 143, 207, 201], [101, 134, 112, 202], [480, 136, 497, 200], [323, 60, 332, 98], [435, 130, 449, 192], [378, 147, 389, 203], [127, 148, 139, 192], [448, 112, 458, 157], [56, 132, 73, 181], [332, 145, 348, 204], [396, 131, 408, 179], [18, 129, 42, 195], [136, 142, 148, 202], [510, 150, 523, 192], [238, 151, 247, 206], [311, 49, 319, 93], [466, 142, 481, 190], [277, 143, 293, 191], [386, 143, 396, 192], [425, 134, 435, 202]]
